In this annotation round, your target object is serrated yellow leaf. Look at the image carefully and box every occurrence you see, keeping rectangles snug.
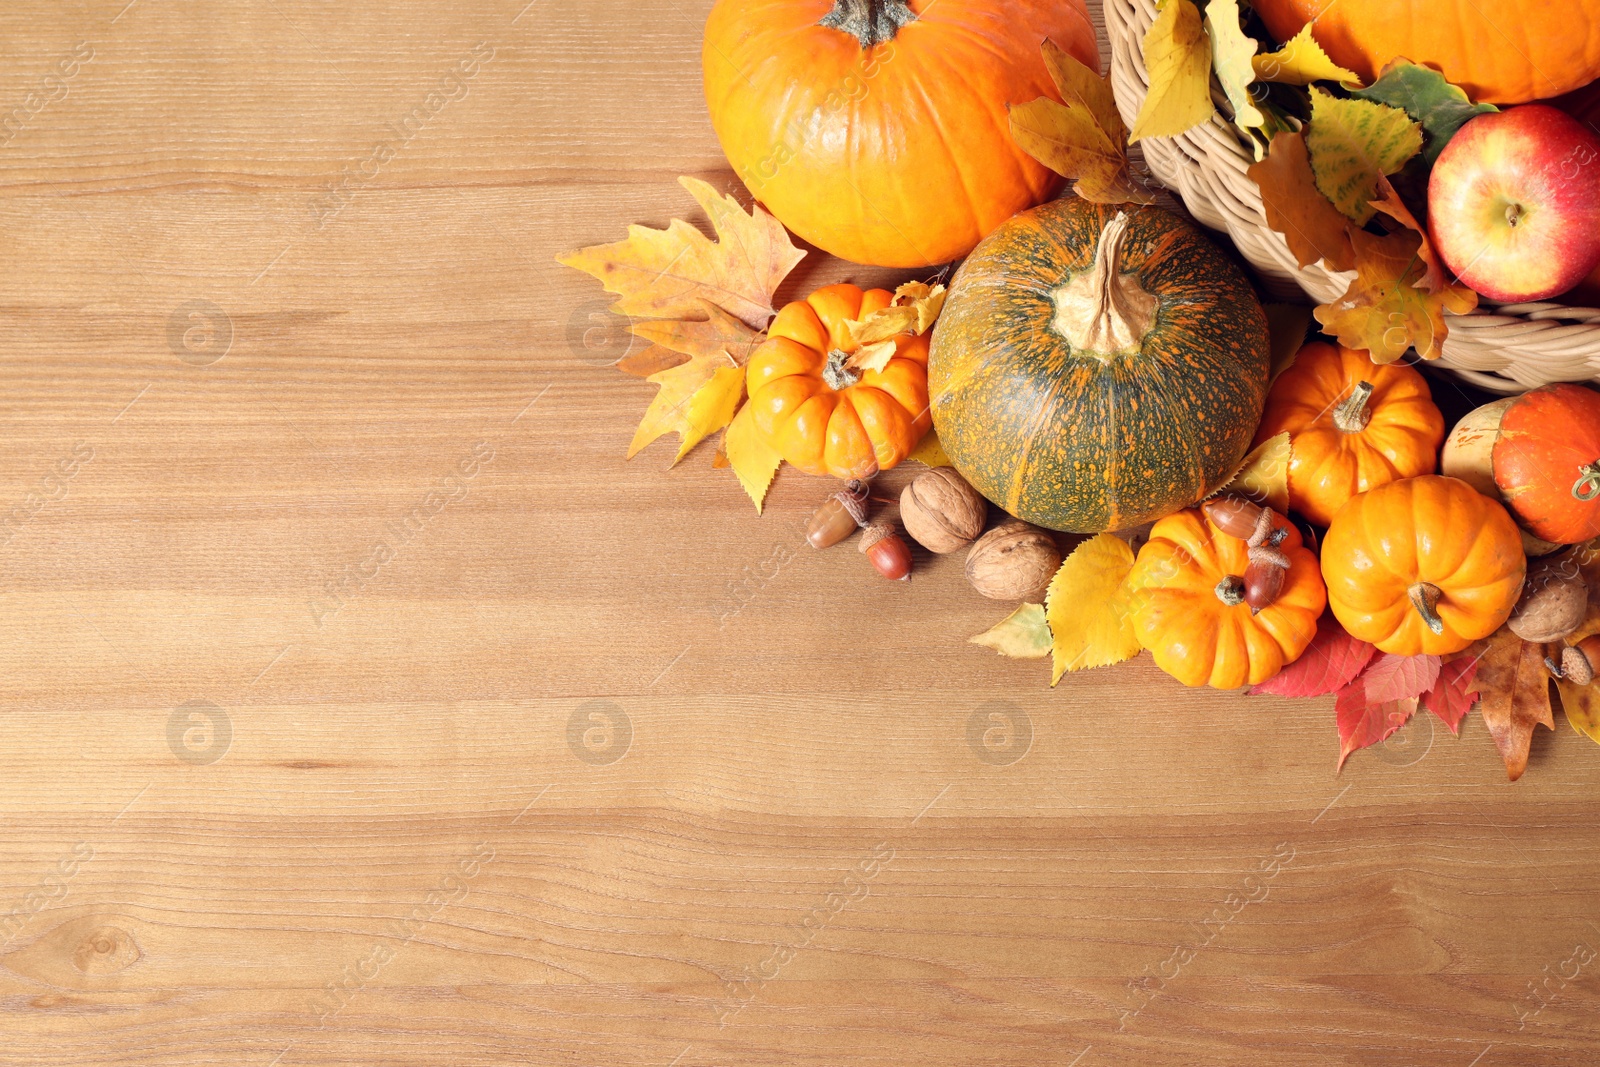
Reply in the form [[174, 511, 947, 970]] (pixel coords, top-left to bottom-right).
[[1045, 534, 1142, 684], [1205, 0, 1263, 131], [846, 306, 918, 347], [1129, 0, 1216, 143], [557, 175, 805, 329], [971, 603, 1052, 660], [1252, 24, 1362, 87], [894, 281, 948, 334], [1305, 88, 1422, 223], [677, 365, 744, 463], [627, 351, 739, 462], [1010, 41, 1155, 205], [629, 300, 762, 363], [722, 401, 781, 512], [1221, 431, 1290, 515], [906, 430, 951, 468]]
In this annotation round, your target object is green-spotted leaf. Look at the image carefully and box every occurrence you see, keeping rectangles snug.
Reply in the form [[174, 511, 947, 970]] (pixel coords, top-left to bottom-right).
[[1352, 59, 1497, 164], [1305, 88, 1423, 223], [971, 603, 1052, 660]]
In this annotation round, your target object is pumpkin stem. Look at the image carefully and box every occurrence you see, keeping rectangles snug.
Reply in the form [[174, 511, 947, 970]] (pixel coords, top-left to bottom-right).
[[1051, 211, 1160, 361], [823, 349, 861, 391], [1332, 381, 1375, 433], [818, 0, 916, 48], [1573, 461, 1600, 502], [1214, 575, 1247, 607], [1408, 582, 1446, 636]]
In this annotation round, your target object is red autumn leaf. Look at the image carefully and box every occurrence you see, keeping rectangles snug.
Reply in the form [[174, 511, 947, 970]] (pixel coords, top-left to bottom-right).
[[1360, 651, 1442, 705], [1420, 652, 1481, 734], [1251, 613, 1377, 698], [1336, 677, 1420, 770]]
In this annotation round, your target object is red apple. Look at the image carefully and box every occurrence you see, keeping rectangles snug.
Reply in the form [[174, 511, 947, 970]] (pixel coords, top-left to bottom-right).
[[1428, 104, 1600, 303]]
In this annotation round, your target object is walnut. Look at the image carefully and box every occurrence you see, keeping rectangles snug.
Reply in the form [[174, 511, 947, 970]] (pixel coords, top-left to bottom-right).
[[965, 521, 1062, 601], [900, 468, 988, 553], [1509, 555, 1589, 642]]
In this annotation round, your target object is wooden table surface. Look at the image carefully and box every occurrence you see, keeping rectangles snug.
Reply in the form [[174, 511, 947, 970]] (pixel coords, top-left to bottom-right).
[[2, 2, 1598, 1064]]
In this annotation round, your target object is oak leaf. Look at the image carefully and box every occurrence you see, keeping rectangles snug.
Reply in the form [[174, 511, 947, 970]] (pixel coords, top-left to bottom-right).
[[1045, 534, 1142, 684], [1253, 24, 1362, 86], [1353, 59, 1497, 165], [1204, 0, 1263, 132], [971, 603, 1052, 660], [558, 176, 805, 329], [1475, 628, 1555, 782], [1251, 614, 1376, 698], [1010, 41, 1155, 204], [1314, 226, 1477, 362], [1248, 132, 1356, 273], [1129, 0, 1215, 143], [1368, 174, 1449, 291], [721, 401, 782, 513], [1219, 431, 1290, 515], [1421, 652, 1481, 734], [1305, 88, 1422, 223]]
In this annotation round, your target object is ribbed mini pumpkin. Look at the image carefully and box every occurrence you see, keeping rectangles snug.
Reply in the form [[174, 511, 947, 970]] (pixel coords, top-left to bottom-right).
[[928, 200, 1271, 533]]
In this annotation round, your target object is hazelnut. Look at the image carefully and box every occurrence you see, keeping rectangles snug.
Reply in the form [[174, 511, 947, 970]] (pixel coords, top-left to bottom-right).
[[900, 468, 988, 553], [1509, 555, 1589, 643], [965, 521, 1062, 601]]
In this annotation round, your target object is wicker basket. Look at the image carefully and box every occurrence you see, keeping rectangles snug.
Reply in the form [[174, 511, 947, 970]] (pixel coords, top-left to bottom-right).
[[1104, 0, 1600, 393]]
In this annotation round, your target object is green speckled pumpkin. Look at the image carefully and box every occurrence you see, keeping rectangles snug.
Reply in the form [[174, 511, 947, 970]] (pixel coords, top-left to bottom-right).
[[928, 200, 1271, 533]]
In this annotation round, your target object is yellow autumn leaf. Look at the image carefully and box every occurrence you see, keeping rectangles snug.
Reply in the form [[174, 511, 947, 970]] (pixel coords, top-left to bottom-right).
[[1205, 0, 1263, 131], [1009, 41, 1155, 205], [1305, 88, 1422, 223], [1252, 24, 1362, 87], [906, 430, 951, 468], [895, 281, 948, 334], [1314, 227, 1478, 362], [1045, 534, 1142, 684], [845, 282, 947, 347], [629, 300, 762, 363], [845, 339, 898, 374], [971, 603, 1052, 660], [1557, 678, 1600, 746], [558, 176, 805, 329], [628, 353, 742, 463], [1130, 0, 1216, 143], [722, 400, 782, 512], [1220, 431, 1290, 515]]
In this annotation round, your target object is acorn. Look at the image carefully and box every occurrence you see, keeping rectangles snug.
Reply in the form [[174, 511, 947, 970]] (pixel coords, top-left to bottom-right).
[[859, 522, 912, 581]]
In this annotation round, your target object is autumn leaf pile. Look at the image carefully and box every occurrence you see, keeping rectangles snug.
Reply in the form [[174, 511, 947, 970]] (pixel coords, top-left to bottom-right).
[[1008, 0, 1489, 365]]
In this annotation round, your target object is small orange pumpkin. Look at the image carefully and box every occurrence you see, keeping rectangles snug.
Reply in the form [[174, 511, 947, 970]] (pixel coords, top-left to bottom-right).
[[1254, 342, 1445, 527], [746, 283, 931, 479], [1127, 508, 1327, 689], [1322, 476, 1526, 657]]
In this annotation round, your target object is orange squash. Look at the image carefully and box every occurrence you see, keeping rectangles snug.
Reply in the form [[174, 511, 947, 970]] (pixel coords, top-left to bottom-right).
[[702, 0, 1099, 267], [1493, 384, 1600, 546], [1127, 508, 1327, 689], [1254, 342, 1445, 527], [1322, 476, 1526, 657], [745, 283, 931, 479], [1254, 0, 1600, 104]]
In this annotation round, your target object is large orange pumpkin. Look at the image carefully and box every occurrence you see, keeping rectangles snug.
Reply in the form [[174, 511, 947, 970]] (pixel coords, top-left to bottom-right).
[[1255, 0, 1600, 104], [1321, 476, 1526, 657], [1254, 342, 1445, 527], [746, 283, 931, 479], [702, 0, 1099, 267]]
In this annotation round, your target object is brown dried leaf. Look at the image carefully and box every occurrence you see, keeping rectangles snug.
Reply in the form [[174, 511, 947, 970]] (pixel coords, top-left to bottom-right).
[[1475, 629, 1556, 782], [629, 300, 763, 363], [1368, 174, 1448, 292], [1248, 132, 1356, 273]]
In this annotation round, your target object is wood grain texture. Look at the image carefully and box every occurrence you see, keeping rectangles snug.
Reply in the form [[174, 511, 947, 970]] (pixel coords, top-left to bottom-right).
[[0, 2, 1597, 1065]]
